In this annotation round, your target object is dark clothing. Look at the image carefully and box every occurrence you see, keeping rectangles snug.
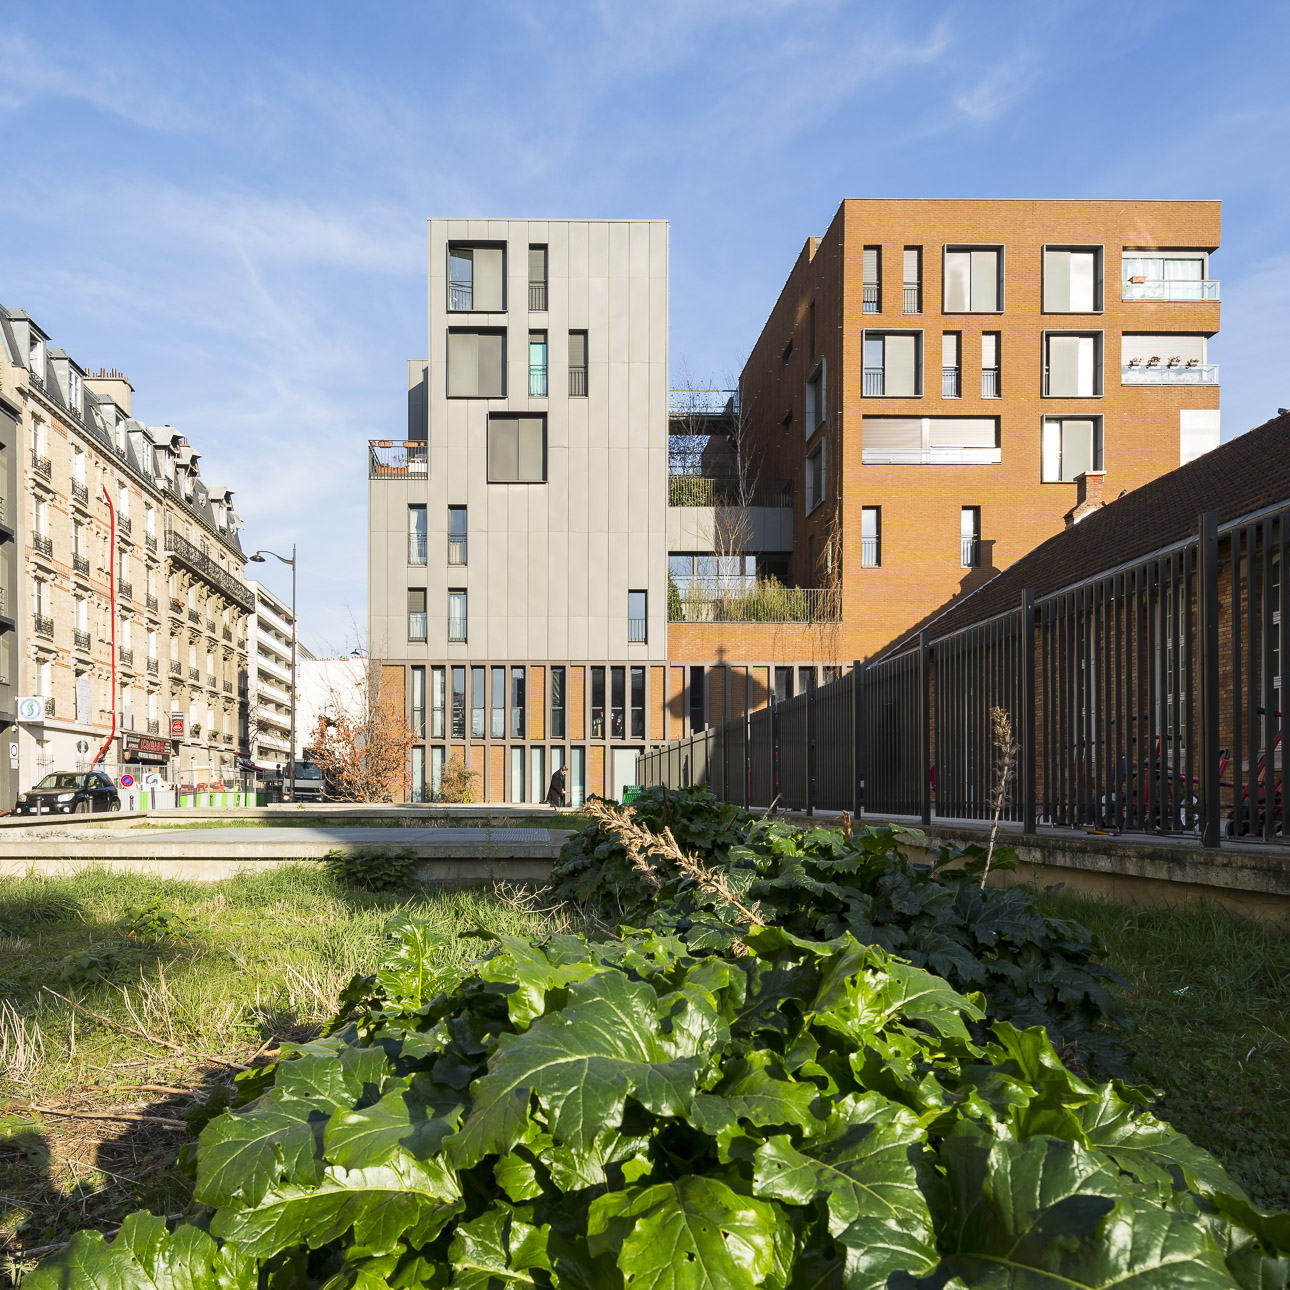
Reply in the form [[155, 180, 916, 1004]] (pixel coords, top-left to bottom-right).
[[546, 767, 567, 808]]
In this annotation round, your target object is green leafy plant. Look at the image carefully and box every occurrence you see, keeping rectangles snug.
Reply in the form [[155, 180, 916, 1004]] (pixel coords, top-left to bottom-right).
[[28, 923, 1290, 1290], [122, 899, 190, 942], [323, 845, 418, 894], [58, 944, 135, 988]]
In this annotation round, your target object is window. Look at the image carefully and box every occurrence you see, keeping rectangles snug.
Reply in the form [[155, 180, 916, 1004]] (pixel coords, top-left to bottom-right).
[[431, 666, 446, 738], [943, 246, 1003, 312], [805, 442, 825, 512], [628, 590, 647, 643], [570, 747, 586, 807], [1041, 416, 1104, 482], [861, 416, 1000, 465], [451, 666, 466, 739], [448, 505, 467, 565], [863, 332, 922, 397], [805, 361, 825, 428], [550, 666, 566, 739], [668, 554, 757, 597], [798, 667, 816, 695], [431, 746, 445, 798], [1044, 246, 1103, 312], [511, 667, 526, 738], [528, 245, 547, 311], [529, 331, 548, 396], [448, 589, 467, 643], [774, 667, 793, 702], [591, 667, 605, 738], [611, 667, 625, 738], [1043, 332, 1103, 397], [861, 507, 881, 568], [903, 247, 922, 314], [631, 666, 645, 739], [568, 331, 588, 397], [28, 334, 45, 378], [781, 339, 793, 364], [447, 330, 505, 397], [1122, 252, 1215, 302], [961, 507, 980, 567], [689, 666, 705, 734], [411, 666, 426, 738], [941, 333, 961, 398], [862, 246, 881, 313], [411, 745, 426, 803], [448, 244, 505, 312], [407, 589, 427, 641], [510, 747, 524, 803], [1121, 334, 1212, 385], [72, 445, 85, 485], [68, 368, 82, 413], [408, 505, 427, 566], [471, 666, 485, 738], [487, 415, 546, 482], [491, 667, 505, 738], [529, 746, 546, 804], [982, 333, 1001, 398]]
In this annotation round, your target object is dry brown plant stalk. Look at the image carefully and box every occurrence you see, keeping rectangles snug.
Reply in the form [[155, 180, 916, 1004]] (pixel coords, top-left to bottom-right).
[[982, 706, 1019, 890], [581, 798, 765, 928]]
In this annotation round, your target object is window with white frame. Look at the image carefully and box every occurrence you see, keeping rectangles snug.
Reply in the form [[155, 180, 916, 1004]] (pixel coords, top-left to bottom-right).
[[861, 507, 881, 568], [1041, 415, 1104, 483], [68, 368, 83, 412], [1043, 332, 1103, 397], [943, 246, 1003, 312], [1043, 246, 1103, 312], [863, 332, 922, 397]]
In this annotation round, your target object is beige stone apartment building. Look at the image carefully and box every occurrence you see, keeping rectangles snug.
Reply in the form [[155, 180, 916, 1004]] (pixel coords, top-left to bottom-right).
[[0, 305, 255, 795]]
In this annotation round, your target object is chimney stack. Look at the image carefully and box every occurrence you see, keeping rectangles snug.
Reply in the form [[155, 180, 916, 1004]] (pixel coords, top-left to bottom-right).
[[84, 367, 133, 416], [1066, 470, 1106, 527]]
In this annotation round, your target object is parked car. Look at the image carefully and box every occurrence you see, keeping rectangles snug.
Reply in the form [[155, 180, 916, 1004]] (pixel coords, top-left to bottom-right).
[[13, 771, 121, 816]]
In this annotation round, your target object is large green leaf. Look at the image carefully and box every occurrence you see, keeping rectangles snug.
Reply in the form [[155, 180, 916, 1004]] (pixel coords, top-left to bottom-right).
[[753, 1093, 936, 1290], [478, 936, 599, 1030], [210, 1154, 462, 1259], [448, 1208, 552, 1288], [323, 1080, 462, 1169], [588, 1176, 788, 1290], [375, 914, 453, 1012], [936, 1128, 1235, 1288], [24, 1212, 256, 1290], [448, 970, 724, 1167], [691, 1050, 827, 1140]]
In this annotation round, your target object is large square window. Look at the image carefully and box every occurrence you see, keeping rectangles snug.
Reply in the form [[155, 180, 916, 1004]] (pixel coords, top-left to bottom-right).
[[1043, 246, 1103, 312], [1043, 332, 1103, 397], [488, 415, 546, 482], [1041, 416, 1104, 483], [447, 330, 505, 398], [943, 246, 1003, 313], [447, 245, 505, 312], [862, 332, 922, 397]]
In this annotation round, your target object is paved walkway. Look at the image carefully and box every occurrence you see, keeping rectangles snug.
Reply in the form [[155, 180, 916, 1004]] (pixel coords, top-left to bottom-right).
[[127, 825, 554, 845]]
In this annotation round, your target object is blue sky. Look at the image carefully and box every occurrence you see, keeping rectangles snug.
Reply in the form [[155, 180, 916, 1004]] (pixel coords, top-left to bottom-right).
[[2, 1, 1286, 651]]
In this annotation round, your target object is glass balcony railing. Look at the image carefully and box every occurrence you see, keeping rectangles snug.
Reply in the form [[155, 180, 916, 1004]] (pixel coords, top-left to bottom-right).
[[449, 280, 473, 311], [1122, 278, 1219, 302], [1122, 361, 1218, 385]]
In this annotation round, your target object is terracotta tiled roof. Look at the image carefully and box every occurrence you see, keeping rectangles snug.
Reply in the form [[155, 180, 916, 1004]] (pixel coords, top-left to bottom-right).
[[884, 412, 1290, 653]]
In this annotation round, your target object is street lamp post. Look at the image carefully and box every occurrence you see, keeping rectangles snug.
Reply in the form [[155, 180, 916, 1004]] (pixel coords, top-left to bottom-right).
[[247, 545, 297, 802]]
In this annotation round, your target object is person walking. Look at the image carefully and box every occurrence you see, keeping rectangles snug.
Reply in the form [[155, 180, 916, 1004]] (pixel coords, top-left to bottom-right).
[[545, 764, 567, 808]]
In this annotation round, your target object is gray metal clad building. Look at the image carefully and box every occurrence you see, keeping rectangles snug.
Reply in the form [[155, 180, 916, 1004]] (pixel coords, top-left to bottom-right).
[[368, 219, 670, 803]]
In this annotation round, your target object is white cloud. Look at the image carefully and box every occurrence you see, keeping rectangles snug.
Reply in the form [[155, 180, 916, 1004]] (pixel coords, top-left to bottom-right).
[[953, 45, 1039, 121]]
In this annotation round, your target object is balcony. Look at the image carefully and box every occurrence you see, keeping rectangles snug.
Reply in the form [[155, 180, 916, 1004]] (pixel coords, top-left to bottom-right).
[[942, 367, 961, 398], [207, 730, 218, 743], [224, 732, 234, 744], [369, 440, 428, 479], [669, 585, 840, 625], [860, 536, 880, 568], [189, 666, 200, 681], [222, 626, 232, 641], [145, 532, 157, 552], [903, 285, 921, 314], [569, 366, 587, 397], [170, 597, 184, 616], [408, 612, 428, 642], [148, 657, 159, 675], [119, 581, 133, 601], [529, 282, 547, 312], [449, 280, 473, 311], [863, 368, 885, 397], [73, 553, 90, 576], [74, 628, 91, 652], [120, 647, 134, 668], [207, 673, 217, 689], [164, 530, 255, 612], [30, 451, 51, 481], [223, 680, 233, 693], [34, 614, 53, 639], [1122, 277, 1220, 303], [628, 617, 647, 644], [147, 719, 160, 735], [170, 659, 182, 676], [1122, 360, 1218, 385], [982, 368, 1001, 398], [862, 445, 1002, 466], [43, 697, 55, 718], [206, 618, 216, 633], [146, 593, 159, 613], [669, 388, 738, 418], [71, 480, 89, 506], [961, 538, 980, 568], [118, 515, 132, 537], [529, 365, 548, 397], [448, 534, 467, 566], [188, 608, 201, 623], [862, 284, 880, 314], [448, 615, 467, 644], [406, 530, 428, 566], [32, 532, 52, 560], [668, 476, 792, 507]]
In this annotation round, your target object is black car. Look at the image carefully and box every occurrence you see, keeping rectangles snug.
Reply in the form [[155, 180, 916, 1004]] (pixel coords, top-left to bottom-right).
[[13, 772, 121, 816]]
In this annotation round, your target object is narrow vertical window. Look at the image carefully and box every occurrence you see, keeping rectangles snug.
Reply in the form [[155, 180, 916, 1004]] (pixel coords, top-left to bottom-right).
[[982, 333, 1000, 397], [528, 245, 547, 312], [529, 746, 545, 804], [861, 507, 881, 568], [630, 666, 645, 739], [903, 247, 922, 313], [570, 747, 586, 807], [411, 746, 426, 804], [448, 589, 467, 643], [411, 666, 426, 737], [511, 667, 526, 738], [451, 666, 466, 739], [550, 666, 566, 739], [491, 667, 506, 738], [941, 333, 961, 398], [591, 667, 606, 738], [568, 331, 588, 397], [961, 507, 981, 568], [689, 666, 706, 734], [628, 590, 647, 643], [611, 667, 625, 738], [471, 666, 486, 738], [529, 331, 548, 397], [510, 746, 525, 803], [862, 246, 881, 313], [407, 588, 427, 642], [448, 506, 467, 565], [408, 505, 427, 566], [431, 746, 445, 798]]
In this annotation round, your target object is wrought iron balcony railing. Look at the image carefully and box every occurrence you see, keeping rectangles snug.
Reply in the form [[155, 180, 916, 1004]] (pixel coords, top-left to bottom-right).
[[170, 597, 184, 615], [369, 440, 428, 478], [71, 480, 89, 505], [119, 581, 133, 601], [207, 674, 217, 689], [118, 515, 132, 536], [529, 282, 547, 311], [147, 657, 159, 674], [32, 532, 52, 559], [147, 719, 160, 735], [408, 532, 427, 565], [30, 451, 51, 481], [942, 367, 961, 398], [74, 629, 91, 651], [165, 530, 255, 612], [34, 613, 54, 638], [903, 284, 921, 314], [189, 666, 200, 681], [170, 659, 182, 676], [862, 284, 880, 313], [72, 553, 90, 576], [188, 608, 201, 623], [120, 647, 134, 667], [146, 593, 159, 612], [145, 532, 157, 552], [982, 368, 1001, 398]]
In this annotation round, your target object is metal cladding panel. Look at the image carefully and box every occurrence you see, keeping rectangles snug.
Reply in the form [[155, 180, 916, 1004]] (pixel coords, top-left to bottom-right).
[[448, 332, 477, 397], [884, 334, 917, 397], [474, 248, 505, 311], [970, 250, 997, 312], [1061, 420, 1095, 482], [1044, 249, 1070, 312]]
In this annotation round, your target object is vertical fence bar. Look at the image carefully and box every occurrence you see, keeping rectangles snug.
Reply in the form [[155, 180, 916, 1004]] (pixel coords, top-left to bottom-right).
[[852, 661, 865, 817], [918, 631, 931, 825], [1021, 591, 1037, 830], [1198, 510, 1220, 847], [806, 681, 817, 816]]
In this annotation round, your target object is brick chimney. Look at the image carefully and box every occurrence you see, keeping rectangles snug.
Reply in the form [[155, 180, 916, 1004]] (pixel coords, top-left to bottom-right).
[[84, 367, 133, 415], [1066, 470, 1106, 527]]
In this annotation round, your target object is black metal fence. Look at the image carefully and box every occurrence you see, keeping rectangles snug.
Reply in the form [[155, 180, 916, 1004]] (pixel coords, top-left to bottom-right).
[[639, 510, 1289, 847]]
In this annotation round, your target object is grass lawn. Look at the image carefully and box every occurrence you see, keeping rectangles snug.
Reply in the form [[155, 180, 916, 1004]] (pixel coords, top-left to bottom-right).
[[0, 865, 569, 1269], [1038, 889, 1290, 1213]]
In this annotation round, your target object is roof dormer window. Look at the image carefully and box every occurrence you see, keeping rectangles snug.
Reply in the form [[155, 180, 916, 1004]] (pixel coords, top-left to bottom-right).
[[28, 336, 44, 381], [68, 368, 83, 413]]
